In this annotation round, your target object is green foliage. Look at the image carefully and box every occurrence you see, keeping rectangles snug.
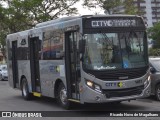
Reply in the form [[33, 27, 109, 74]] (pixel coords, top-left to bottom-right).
[[83, 0, 143, 15], [0, 0, 79, 59], [0, 0, 79, 33], [0, 31, 6, 46], [83, 0, 122, 14], [123, 0, 138, 15], [149, 48, 160, 56], [123, 0, 144, 15], [147, 22, 160, 48], [102, 0, 122, 14], [0, 30, 7, 60]]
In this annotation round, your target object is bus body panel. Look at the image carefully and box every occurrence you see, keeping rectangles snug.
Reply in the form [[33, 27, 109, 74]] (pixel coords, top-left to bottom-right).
[[7, 30, 30, 89], [82, 70, 149, 90], [80, 69, 151, 103], [39, 60, 66, 97], [7, 17, 83, 97], [8, 61, 14, 88], [17, 60, 32, 91], [81, 79, 151, 103]]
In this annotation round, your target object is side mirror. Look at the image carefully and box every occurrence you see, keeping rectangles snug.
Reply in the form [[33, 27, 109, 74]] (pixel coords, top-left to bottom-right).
[[79, 40, 86, 54], [150, 67, 156, 74]]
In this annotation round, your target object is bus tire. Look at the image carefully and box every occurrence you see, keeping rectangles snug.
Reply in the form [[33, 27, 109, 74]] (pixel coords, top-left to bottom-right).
[[57, 83, 72, 109], [21, 78, 33, 100], [156, 84, 160, 101]]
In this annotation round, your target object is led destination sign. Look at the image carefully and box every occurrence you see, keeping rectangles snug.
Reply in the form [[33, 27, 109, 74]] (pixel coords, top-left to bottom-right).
[[83, 18, 144, 29], [91, 19, 136, 27]]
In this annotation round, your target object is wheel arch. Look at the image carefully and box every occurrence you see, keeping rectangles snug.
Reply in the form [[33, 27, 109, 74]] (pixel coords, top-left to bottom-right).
[[20, 75, 27, 89], [20, 75, 33, 100]]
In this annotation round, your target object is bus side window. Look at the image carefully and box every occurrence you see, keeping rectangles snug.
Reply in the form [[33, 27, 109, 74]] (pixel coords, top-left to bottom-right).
[[42, 30, 64, 60], [42, 31, 50, 60], [50, 30, 64, 60]]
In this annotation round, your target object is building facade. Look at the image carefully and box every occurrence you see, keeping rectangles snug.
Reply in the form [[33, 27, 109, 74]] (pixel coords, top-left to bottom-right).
[[135, 0, 160, 27], [115, 0, 160, 27]]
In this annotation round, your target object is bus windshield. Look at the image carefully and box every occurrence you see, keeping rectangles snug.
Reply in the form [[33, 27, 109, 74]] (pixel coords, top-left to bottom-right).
[[83, 31, 147, 70]]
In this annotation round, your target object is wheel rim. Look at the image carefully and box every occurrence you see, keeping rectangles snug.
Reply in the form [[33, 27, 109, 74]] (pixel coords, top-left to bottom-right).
[[22, 82, 27, 97], [60, 87, 67, 105]]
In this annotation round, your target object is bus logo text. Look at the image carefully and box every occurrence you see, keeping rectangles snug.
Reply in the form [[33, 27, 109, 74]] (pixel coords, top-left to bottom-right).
[[91, 20, 136, 27], [106, 83, 117, 87], [106, 82, 126, 88]]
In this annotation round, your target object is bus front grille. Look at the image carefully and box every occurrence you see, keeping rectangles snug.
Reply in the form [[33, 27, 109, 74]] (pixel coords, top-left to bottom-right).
[[86, 66, 148, 81], [102, 85, 144, 98]]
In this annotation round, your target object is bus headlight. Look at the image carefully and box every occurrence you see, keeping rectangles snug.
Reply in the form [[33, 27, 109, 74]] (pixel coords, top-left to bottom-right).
[[144, 76, 150, 88], [86, 80, 102, 93], [86, 80, 94, 88]]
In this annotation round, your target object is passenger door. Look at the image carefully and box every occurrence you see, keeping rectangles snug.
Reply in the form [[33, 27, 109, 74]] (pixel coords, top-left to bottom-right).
[[29, 37, 41, 93], [65, 31, 80, 100]]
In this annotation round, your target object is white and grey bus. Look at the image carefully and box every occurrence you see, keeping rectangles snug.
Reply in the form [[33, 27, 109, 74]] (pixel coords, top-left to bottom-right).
[[6, 15, 151, 109]]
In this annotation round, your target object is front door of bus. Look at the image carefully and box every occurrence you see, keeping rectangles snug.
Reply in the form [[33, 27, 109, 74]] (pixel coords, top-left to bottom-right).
[[29, 37, 41, 93], [65, 31, 80, 100]]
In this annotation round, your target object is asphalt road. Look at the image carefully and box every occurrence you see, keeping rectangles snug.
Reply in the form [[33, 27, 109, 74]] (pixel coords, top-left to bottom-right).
[[0, 80, 160, 120]]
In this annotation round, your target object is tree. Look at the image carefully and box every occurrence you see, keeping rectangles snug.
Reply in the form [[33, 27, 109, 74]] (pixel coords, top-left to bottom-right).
[[123, 0, 144, 15], [0, 0, 79, 33], [0, 0, 79, 62], [0, 31, 7, 61], [83, 0, 143, 15], [148, 22, 160, 48], [83, 0, 122, 14], [123, 0, 138, 15], [0, 5, 7, 61], [102, 0, 122, 14]]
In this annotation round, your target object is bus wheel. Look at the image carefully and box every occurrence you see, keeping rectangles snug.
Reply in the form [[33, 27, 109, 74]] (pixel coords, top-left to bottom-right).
[[58, 83, 72, 109], [156, 84, 160, 101], [21, 78, 32, 100]]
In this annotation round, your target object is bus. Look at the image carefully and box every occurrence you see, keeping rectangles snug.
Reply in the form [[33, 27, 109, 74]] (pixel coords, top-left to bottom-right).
[[6, 15, 151, 109]]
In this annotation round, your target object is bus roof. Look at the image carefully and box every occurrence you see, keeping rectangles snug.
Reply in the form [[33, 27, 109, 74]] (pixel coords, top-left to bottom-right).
[[7, 14, 143, 38], [35, 14, 141, 28]]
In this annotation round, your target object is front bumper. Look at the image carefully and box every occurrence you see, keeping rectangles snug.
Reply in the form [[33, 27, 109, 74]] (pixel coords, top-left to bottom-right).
[[82, 79, 151, 103]]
